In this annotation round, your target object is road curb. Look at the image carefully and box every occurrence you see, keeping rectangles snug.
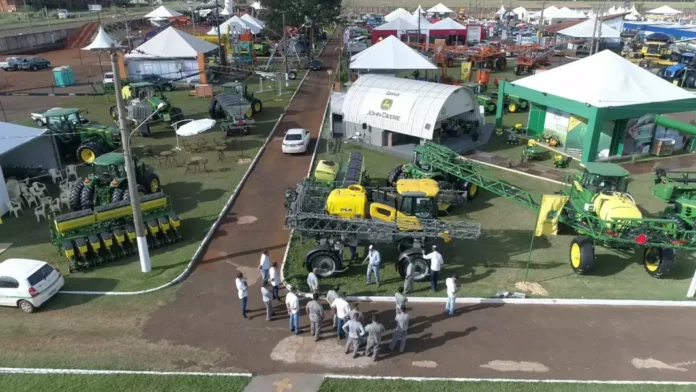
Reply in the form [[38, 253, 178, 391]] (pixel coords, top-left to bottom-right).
[[0, 367, 252, 377], [323, 374, 696, 385]]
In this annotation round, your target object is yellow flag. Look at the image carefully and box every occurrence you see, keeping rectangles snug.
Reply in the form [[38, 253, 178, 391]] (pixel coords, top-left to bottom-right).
[[535, 195, 570, 236], [460, 62, 472, 81]]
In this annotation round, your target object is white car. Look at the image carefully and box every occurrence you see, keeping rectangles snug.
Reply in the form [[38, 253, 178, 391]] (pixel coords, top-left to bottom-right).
[[0, 259, 64, 313], [282, 128, 311, 154], [103, 72, 114, 85]]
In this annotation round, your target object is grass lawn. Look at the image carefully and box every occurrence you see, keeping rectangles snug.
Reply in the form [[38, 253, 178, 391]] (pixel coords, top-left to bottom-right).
[[319, 379, 695, 392], [0, 373, 250, 392], [0, 77, 304, 292]]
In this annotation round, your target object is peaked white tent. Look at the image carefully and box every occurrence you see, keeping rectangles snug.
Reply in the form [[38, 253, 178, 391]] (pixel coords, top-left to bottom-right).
[[629, 5, 641, 16], [549, 7, 585, 20], [374, 17, 417, 31], [385, 8, 412, 22], [127, 27, 217, 58], [220, 0, 232, 16], [646, 5, 682, 15], [208, 15, 260, 35], [144, 5, 182, 18], [241, 13, 264, 29], [250, 1, 263, 10], [413, 5, 425, 16], [539, 5, 559, 18], [430, 17, 466, 30], [513, 6, 528, 20], [427, 3, 453, 14], [496, 5, 506, 15], [407, 13, 431, 29], [350, 35, 436, 70], [512, 50, 695, 108], [558, 18, 620, 39], [82, 26, 122, 51]]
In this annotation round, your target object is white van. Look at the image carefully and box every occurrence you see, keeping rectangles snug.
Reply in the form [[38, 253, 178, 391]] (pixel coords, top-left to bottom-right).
[[0, 259, 64, 313]]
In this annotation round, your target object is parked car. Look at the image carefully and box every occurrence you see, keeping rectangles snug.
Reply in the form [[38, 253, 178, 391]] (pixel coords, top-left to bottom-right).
[[282, 128, 311, 154], [0, 57, 24, 71], [103, 72, 114, 85], [57, 9, 71, 19], [0, 259, 64, 313], [19, 57, 51, 71], [309, 59, 323, 71], [140, 74, 177, 91]]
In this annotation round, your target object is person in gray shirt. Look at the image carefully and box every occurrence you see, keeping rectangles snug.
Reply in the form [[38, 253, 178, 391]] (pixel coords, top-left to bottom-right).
[[325, 286, 340, 328], [305, 293, 324, 341], [394, 287, 408, 316], [350, 302, 364, 325], [404, 258, 415, 294], [342, 312, 366, 358], [390, 305, 410, 353], [364, 315, 386, 361]]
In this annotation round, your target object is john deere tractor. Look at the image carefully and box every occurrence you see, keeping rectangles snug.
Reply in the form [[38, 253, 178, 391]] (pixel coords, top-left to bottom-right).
[[69, 152, 161, 211], [210, 81, 263, 117], [110, 82, 184, 133], [43, 108, 122, 163]]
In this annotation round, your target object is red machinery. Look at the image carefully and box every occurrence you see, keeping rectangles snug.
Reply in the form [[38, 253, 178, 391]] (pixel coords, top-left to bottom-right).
[[514, 45, 554, 75]]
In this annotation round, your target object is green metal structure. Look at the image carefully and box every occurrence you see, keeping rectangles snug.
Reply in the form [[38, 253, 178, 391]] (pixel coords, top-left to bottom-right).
[[43, 108, 122, 163], [396, 142, 696, 278], [51, 192, 182, 272], [220, 81, 263, 115], [110, 82, 184, 128], [69, 152, 161, 212]]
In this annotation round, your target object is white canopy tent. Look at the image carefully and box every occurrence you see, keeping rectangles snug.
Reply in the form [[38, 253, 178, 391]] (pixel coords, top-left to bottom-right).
[[407, 13, 431, 29], [208, 15, 260, 35], [250, 1, 263, 10], [430, 17, 466, 30], [350, 35, 437, 70], [512, 50, 695, 108], [513, 6, 528, 20], [127, 27, 217, 58], [495, 5, 506, 15], [427, 3, 453, 14], [385, 8, 412, 22], [241, 13, 264, 29], [646, 6, 682, 15], [144, 5, 182, 18], [413, 5, 425, 16], [82, 26, 122, 51], [220, 0, 232, 16], [557, 18, 620, 39], [547, 7, 585, 21], [374, 17, 417, 31], [629, 5, 641, 17]]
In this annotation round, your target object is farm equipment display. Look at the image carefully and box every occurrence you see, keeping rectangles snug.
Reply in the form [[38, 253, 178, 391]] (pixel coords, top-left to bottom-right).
[[311, 151, 368, 188], [469, 46, 507, 71], [653, 169, 696, 203], [43, 108, 122, 163], [514, 45, 553, 75], [50, 191, 182, 272], [220, 81, 263, 115], [461, 82, 528, 113], [490, 92, 529, 113], [392, 142, 696, 278], [69, 152, 161, 212], [110, 82, 184, 133], [660, 53, 696, 87]]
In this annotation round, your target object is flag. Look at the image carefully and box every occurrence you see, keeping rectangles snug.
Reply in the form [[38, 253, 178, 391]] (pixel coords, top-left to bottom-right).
[[460, 62, 472, 81], [534, 195, 570, 236]]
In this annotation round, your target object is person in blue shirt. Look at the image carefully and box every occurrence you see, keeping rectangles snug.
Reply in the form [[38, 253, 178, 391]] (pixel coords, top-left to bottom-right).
[[364, 245, 381, 287]]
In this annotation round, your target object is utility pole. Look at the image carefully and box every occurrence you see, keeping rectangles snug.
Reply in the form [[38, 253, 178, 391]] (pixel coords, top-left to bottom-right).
[[283, 12, 289, 76], [589, 3, 601, 56], [44, 7, 54, 43], [214, 0, 224, 65], [22, 0, 33, 34], [539, 2, 545, 38], [594, 3, 605, 54]]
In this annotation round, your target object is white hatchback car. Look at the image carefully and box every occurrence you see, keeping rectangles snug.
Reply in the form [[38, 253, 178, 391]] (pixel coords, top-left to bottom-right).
[[282, 128, 311, 154], [103, 72, 114, 85], [0, 259, 64, 313]]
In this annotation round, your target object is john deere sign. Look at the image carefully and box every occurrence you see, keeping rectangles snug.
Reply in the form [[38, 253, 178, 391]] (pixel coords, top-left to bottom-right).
[[359, 88, 418, 124]]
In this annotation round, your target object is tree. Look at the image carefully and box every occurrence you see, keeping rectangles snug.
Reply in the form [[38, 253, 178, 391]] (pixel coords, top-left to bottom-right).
[[260, 0, 341, 36]]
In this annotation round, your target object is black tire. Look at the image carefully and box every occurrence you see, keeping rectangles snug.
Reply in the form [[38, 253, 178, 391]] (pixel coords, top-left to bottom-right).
[[169, 107, 184, 124], [665, 213, 688, 232], [397, 255, 430, 281], [70, 181, 85, 211], [123, 191, 130, 202], [644, 247, 676, 278], [515, 65, 523, 76], [569, 236, 594, 274], [288, 70, 297, 80], [109, 106, 118, 124], [35, 119, 44, 127], [140, 172, 161, 194], [519, 99, 529, 110], [306, 249, 340, 277], [137, 184, 147, 197], [76, 140, 103, 163], [251, 98, 263, 114], [18, 299, 35, 313], [386, 165, 403, 186], [656, 67, 667, 78], [31, 65, 37, 71], [686, 75, 696, 89], [463, 181, 479, 200], [209, 98, 224, 119], [111, 188, 125, 203], [80, 186, 94, 210], [397, 238, 414, 253], [495, 57, 507, 71]]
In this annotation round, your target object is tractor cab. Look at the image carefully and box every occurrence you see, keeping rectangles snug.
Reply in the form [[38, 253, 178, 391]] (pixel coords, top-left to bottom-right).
[[576, 163, 630, 194], [393, 179, 440, 219], [123, 82, 157, 101], [221, 81, 250, 98], [88, 152, 128, 188], [43, 108, 89, 127]]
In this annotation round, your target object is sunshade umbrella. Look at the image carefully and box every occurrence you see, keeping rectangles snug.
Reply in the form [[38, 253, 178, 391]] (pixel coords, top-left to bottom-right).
[[173, 118, 216, 150]]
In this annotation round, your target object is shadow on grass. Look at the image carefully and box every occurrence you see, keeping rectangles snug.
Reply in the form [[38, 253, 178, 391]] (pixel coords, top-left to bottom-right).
[[46, 285, 118, 310], [164, 181, 226, 215]]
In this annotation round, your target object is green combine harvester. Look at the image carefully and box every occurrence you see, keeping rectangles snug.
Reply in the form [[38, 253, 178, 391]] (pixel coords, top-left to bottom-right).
[[42, 108, 122, 163], [390, 142, 696, 278], [51, 191, 182, 272]]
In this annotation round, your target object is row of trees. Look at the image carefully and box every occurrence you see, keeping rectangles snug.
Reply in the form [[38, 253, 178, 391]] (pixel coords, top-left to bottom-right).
[[260, 0, 342, 34]]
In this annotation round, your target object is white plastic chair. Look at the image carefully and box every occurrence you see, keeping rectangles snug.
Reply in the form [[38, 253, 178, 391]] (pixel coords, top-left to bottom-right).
[[49, 198, 62, 215], [23, 193, 38, 208], [5, 201, 22, 218], [49, 168, 64, 184], [59, 191, 70, 210], [32, 182, 48, 196], [34, 205, 47, 222], [65, 165, 78, 181]]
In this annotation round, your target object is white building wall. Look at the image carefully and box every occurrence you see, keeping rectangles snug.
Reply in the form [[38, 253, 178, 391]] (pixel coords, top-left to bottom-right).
[[126, 58, 201, 83]]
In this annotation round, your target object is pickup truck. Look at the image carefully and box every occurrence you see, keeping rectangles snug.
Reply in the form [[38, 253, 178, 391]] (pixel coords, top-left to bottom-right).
[[19, 57, 51, 71], [0, 57, 24, 71]]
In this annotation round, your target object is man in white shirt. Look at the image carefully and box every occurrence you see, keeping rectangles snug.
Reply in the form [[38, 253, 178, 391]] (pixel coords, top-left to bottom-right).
[[445, 274, 459, 316], [261, 281, 273, 320], [330, 293, 351, 339], [235, 272, 248, 319], [285, 288, 301, 334], [269, 262, 280, 301], [364, 245, 381, 287], [422, 245, 443, 292], [258, 249, 271, 284], [307, 268, 320, 294]]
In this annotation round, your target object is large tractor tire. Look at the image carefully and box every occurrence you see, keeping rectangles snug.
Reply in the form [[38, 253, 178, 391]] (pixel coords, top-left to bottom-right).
[[208, 98, 224, 119], [643, 247, 675, 278], [457, 181, 479, 200], [80, 186, 94, 210], [76, 140, 103, 163], [169, 107, 184, 124], [495, 56, 507, 71], [305, 248, 340, 277], [111, 188, 125, 203], [507, 102, 518, 113], [397, 253, 430, 282], [140, 172, 161, 194], [70, 181, 85, 211], [250, 98, 263, 115], [518, 99, 529, 110], [569, 236, 594, 274], [686, 75, 696, 89], [137, 184, 147, 197]]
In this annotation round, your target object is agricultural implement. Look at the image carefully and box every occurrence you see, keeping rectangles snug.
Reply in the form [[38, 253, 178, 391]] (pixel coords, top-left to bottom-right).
[[653, 169, 696, 203], [490, 92, 529, 113], [391, 142, 696, 278], [69, 152, 161, 212], [469, 46, 507, 71], [51, 192, 182, 272], [43, 108, 121, 163], [219, 81, 263, 115], [514, 46, 553, 75], [110, 82, 184, 135]]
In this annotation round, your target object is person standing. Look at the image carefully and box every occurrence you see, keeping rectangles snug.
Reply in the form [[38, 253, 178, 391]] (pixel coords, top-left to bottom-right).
[[404, 258, 415, 294], [445, 274, 459, 316], [390, 305, 410, 353], [305, 293, 324, 341], [395, 287, 408, 316], [307, 268, 320, 294], [364, 315, 386, 361], [326, 286, 340, 328], [285, 288, 301, 334], [331, 292, 351, 339], [342, 312, 366, 358], [258, 249, 271, 284], [269, 262, 281, 301], [423, 245, 443, 292], [364, 245, 381, 287], [261, 281, 273, 321], [235, 272, 248, 319], [350, 302, 364, 324]]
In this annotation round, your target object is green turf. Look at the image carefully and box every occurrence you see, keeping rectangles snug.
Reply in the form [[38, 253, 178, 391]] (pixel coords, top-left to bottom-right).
[[319, 379, 695, 392], [0, 77, 304, 292], [0, 373, 250, 392]]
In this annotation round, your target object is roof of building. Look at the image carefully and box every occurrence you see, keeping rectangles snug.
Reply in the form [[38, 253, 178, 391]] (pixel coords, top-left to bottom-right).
[[385, 8, 412, 22], [350, 35, 437, 70], [546, 13, 628, 34], [430, 17, 466, 31], [558, 18, 620, 39], [127, 27, 217, 59], [342, 74, 477, 140], [0, 122, 47, 157], [374, 17, 417, 31], [144, 6, 182, 18]]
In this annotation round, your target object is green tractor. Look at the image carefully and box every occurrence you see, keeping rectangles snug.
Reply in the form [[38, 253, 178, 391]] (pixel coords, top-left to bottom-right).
[[110, 82, 184, 133], [219, 81, 263, 115], [43, 108, 122, 163], [653, 169, 696, 231], [69, 152, 161, 212]]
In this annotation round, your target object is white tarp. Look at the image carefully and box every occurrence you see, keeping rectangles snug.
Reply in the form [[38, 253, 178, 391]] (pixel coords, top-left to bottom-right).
[[144, 5, 182, 18], [512, 50, 696, 107], [558, 18, 620, 38], [350, 35, 437, 70], [127, 27, 217, 58], [646, 5, 682, 15], [385, 8, 412, 22], [413, 5, 425, 16]]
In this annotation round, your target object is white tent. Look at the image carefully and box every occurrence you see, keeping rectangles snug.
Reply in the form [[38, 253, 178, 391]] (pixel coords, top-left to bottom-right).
[[374, 17, 417, 31], [208, 15, 260, 35], [413, 5, 425, 16], [513, 6, 528, 20], [646, 5, 682, 15], [496, 5, 506, 15], [82, 26, 122, 51], [127, 27, 217, 58], [625, 14, 639, 21], [250, 1, 263, 10], [512, 50, 695, 108], [539, 5, 559, 18], [220, 0, 232, 16], [241, 13, 264, 29], [430, 17, 466, 30], [629, 5, 641, 17], [557, 18, 620, 39], [427, 3, 453, 14], [407, 13, 431, 29], [144, 5, 182, 18], [548, 7, 585, 20], [350, 35, 437, 70], [385, 8, 412, 22]]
